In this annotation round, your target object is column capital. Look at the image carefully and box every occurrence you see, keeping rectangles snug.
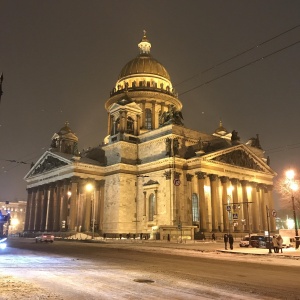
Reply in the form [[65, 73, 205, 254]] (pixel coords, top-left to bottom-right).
[[230, 178, 239, 185], [220, 176, 228, 184], [208, 174, 218, 182], [249, 181, 258, 188], [164, 170, 171, 180], [240, 180, 249, 187], [186, 173, 194, 182], [195, 172, 206, 180], [63, 178, 71, 185]]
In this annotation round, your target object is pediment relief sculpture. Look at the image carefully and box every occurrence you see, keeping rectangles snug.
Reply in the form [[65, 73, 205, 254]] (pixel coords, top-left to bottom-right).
[[212, 150, 264, 171], [31, 156, 68, 176]]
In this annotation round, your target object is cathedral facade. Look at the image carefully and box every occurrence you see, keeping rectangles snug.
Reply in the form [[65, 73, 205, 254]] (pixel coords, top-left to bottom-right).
[[24, 33, 276, 239]]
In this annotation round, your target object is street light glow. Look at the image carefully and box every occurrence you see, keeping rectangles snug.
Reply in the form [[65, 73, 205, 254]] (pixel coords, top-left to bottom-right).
[[86, 183, 94, 192], [285, 169, 299, 249], [11, 218, 19, 226], [85, 183, 95, 239], [227, 186, 234, 193], [290, 182, 298, 192], [286, 169, 295, 180]]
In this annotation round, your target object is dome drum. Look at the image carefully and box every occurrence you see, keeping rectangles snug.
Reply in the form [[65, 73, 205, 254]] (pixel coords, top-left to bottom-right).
[[110, 79, 178, 98]]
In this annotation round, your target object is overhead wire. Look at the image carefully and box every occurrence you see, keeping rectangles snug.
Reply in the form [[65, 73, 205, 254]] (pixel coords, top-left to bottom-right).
[[179, 39, 300, 96], [0, 149, 46, 174], [175, 24, 300, 88]]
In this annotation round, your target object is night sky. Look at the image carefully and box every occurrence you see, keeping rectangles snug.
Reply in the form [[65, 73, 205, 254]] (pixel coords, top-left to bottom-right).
[[1, 1, 300, 208]]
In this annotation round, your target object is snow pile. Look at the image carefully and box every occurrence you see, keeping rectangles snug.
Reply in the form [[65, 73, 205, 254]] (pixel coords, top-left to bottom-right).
[[65, 233, 102, 240]]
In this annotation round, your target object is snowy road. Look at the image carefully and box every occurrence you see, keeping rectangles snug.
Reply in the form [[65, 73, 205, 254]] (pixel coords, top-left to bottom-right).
[[0, 238, 299, 299]]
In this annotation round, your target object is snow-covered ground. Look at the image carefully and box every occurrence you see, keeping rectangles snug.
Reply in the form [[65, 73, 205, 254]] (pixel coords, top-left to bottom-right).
[[0, 239, 299, 299]]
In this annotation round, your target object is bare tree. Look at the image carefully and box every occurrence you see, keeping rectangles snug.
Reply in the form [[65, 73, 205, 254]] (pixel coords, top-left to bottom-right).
[[274, 177, 300, 211]]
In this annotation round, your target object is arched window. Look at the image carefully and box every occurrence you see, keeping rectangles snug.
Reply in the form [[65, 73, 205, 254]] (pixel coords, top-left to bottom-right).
[[145, 108, 152, 130], [192, 193, 199, 222], [149, 193, 155, 221]]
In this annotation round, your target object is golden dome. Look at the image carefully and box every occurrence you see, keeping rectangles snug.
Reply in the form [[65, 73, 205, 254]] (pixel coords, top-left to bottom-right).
[[118, 55, 171, 81], [118, 31, 171, 81]]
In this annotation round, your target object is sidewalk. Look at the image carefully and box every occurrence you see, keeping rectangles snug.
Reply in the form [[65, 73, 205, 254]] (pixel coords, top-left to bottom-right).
[[217, 246, 300, 257], [99, 238, 300, 258]]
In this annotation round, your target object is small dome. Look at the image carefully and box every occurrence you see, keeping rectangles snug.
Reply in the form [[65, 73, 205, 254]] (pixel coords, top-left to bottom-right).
[[214, 120, 228, 135], [57, 121, 78, 142], [58, 121, 72, 135]]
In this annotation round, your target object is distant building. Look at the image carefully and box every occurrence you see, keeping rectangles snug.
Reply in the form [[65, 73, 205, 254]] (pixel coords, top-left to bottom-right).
[[24, 32, 276, 239], [0, 201, 27, 235]]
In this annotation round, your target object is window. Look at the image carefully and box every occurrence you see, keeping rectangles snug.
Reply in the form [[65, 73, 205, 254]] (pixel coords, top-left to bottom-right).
[[126, 117, 134, 134], [149, 193, 155, 221], [145, 108, 152, 129], [192, 193, 199, 222]]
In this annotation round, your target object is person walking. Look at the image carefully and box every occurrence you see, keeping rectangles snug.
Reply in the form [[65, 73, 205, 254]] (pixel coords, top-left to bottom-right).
[[224, 233, 228, 250], [228, 234, 234, 250], [212, 233, 216, 241], [277, 235, 283, 253], [272, 235, 278, 253]]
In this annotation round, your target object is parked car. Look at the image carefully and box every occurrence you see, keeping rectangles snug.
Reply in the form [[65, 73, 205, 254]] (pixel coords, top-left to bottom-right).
[[0, 236, 7, 249], [239, 236, 250, 247], [36, 233, 54, 243], [250, 235, 266, 248]]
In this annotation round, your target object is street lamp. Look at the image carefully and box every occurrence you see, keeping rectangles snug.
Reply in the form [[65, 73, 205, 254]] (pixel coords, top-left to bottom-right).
[[227, 186, 234, 234], [285, 170, 299, 249], [67, 191, 72, 230], [86, 183, 95, 239], [0, 73, 3, 104]]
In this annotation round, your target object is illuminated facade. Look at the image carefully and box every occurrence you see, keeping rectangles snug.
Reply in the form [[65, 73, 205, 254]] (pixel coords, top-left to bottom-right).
[[24, 33, 276, 239], [0, 201, 27, 235]]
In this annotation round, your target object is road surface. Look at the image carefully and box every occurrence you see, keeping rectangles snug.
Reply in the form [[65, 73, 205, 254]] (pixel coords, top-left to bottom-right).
[[0, 238, 299, 299]]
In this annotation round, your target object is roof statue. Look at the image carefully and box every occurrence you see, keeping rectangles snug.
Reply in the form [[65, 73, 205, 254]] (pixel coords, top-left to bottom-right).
[[231, 130, 240, 143], [159, 104, 184, 127], [246, 134, 262, 149]]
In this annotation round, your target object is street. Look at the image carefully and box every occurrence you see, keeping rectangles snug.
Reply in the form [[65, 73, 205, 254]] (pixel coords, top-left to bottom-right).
[[0, 238, 299, 299]]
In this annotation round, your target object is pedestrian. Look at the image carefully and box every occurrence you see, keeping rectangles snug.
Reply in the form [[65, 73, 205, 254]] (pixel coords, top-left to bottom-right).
[[228, 234, 234, 250], [277, 235, 283, 253], [224, 233, 228, 250], [272, 235, 278, 253], [212, 233, 216, 241]]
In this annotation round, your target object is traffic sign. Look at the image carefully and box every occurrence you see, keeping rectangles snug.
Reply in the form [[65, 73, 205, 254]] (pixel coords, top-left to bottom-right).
[[173, 178, 181, 186], [232, 213, 238, 220]]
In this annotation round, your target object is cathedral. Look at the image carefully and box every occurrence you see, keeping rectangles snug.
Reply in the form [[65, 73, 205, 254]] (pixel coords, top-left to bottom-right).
[[24, 32, 276, 240]]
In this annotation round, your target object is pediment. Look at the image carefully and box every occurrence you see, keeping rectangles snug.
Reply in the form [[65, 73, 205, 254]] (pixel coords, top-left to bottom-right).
[[204, 145, 274, 174], [25, 151, 71, 179], [109, 102, 142, 114]]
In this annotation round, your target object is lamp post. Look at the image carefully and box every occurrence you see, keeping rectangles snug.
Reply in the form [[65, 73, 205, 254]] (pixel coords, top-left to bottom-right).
[[286, 170, 299, 249], [0, 73, 3, 104], [67, 191, 72, 231], [266, 205, 272, 254], [86, 183, 95, 240]]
